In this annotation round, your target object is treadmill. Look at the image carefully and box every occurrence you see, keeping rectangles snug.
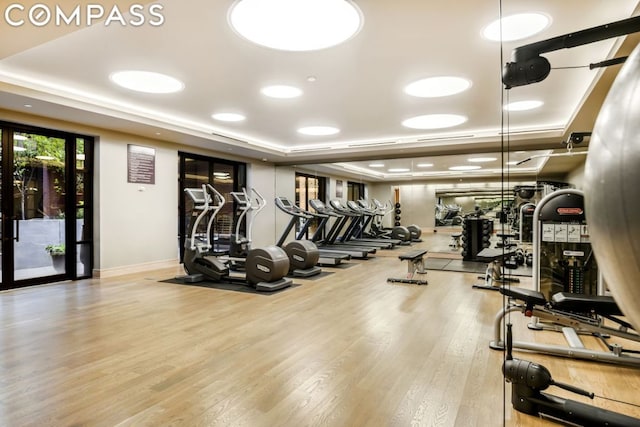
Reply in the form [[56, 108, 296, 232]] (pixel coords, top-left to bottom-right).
[[328, 199, 396, 249], [347, 200, 405, 247], [308, 199, 374, 259], [274, 196, 350, 266]]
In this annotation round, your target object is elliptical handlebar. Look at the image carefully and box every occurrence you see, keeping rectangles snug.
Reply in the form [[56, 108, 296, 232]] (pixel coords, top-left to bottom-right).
[[185, 184, 226, 251]]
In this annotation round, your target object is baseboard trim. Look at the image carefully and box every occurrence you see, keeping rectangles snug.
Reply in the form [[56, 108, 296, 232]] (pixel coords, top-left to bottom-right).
[[93, 258, 180, 278]]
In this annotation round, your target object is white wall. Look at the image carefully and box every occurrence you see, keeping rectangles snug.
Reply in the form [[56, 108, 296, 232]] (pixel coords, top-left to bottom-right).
[[95, 133, 179, 273], [246, 162, 278, 248]]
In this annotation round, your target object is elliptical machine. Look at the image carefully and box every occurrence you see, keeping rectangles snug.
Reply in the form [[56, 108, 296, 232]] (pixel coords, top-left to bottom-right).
[[274, 196, 322, 277], [179, 184, 292, 292]]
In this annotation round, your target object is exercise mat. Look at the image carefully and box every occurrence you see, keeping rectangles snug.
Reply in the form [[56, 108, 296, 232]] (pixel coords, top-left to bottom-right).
[[160, 278, 301, 295]]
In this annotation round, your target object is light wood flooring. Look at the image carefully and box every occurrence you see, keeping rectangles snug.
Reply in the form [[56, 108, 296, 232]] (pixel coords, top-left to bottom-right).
[[1, 230, 640, 426]]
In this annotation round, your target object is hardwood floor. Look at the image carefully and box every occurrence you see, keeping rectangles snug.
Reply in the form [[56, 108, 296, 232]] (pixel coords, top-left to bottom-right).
[[1, 231, 639, 426]]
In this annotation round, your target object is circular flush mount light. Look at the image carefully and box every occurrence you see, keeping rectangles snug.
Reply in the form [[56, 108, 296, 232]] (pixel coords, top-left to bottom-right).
[[504, 100, 544, 111], [402, 114, 467, 130], [449, 165, 481, 171], [229, 0, 362, 51], [212, 112, 246, 122], [483, 13, 550, 42], [110, 70, 184, 94], [468, 157, 497, 163], [404, 76, 471, 98], [261, 85, 303, 99], [297, 126, 340, 136]]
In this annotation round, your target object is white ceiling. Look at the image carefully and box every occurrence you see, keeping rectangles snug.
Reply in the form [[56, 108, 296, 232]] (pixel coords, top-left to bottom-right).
[[0, 0, 638, 180]]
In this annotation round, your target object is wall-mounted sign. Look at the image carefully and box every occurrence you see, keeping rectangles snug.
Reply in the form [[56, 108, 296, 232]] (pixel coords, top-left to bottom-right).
[[127, 144, 155, 184]]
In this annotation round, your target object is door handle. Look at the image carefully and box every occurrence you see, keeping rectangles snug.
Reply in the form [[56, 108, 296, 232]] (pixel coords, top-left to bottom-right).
[[13, 218, 19, 242]]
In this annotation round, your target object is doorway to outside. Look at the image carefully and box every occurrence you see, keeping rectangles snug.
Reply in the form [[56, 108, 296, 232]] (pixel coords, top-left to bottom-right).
[[295, 173, 326, 239], [0, 122, 93, 290]]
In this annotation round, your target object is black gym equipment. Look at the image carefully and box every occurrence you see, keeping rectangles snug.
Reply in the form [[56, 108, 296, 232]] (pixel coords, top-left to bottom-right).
[[178, 184, 292, 292], [369, 199, 412, 243], [502, 324, 640, 426], [307, 199, 373, 259], [499, 16, 640, 425], [329, 199, 396, 249], [532, 189, 600, 301], [387, 249, 428, 285], [273, 197, 322, 277]]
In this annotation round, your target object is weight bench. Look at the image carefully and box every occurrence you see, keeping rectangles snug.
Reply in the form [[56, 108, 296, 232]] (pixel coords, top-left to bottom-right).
[[472, 247, 520, 291], [490, 286, 640, 367], [496, 233, 517, 249], [449, 233, 462, 250], [387, 249, 428, 285]]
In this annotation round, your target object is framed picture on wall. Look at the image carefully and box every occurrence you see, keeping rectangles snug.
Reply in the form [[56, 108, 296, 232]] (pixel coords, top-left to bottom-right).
[[336, 180, 343, 198]]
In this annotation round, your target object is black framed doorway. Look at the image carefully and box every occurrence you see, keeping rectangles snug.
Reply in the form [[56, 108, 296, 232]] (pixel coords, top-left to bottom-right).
[[0, 121, 94, 290]]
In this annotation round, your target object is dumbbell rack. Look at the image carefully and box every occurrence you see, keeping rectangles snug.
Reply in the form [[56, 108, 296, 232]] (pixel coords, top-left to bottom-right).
[[461, 217, 493, 261]]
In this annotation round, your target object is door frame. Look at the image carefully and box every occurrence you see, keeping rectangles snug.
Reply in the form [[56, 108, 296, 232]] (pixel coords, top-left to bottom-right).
[[0, 121, 94, 290]]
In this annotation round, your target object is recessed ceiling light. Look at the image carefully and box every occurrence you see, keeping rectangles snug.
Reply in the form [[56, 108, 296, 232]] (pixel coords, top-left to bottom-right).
[[212, 112, 246, 122], [24, 104, 32, 108], [417, 163, 434, 167], [369, 163, 385, 167], [449, 165, 482, 171], [261, 85, 303, 99], [307, 76, 317, 82], [297, 126, 340, 136], [404, 76, 471, 98], [506, 161, 519, 166], [468, 157, 497, 163], [229, 0, 362, 51], [110, 70, 184, 94], [504, 100, 544, 111], [402, 114, 467, 130], [483, 13, 550, 42], [388, 168, 410, 173]]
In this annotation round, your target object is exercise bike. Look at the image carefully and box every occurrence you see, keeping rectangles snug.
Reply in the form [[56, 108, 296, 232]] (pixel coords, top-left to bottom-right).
[[179, 184, 292, 292]]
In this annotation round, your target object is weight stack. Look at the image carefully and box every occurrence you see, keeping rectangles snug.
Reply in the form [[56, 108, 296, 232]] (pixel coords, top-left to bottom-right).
[[461, 217, 493, 261], [394, 202, 402, 226]]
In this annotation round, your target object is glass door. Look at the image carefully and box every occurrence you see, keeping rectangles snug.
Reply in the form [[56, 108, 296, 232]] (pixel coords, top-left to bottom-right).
[[0, 123, 93, 290], [12, 131, 67, 281]]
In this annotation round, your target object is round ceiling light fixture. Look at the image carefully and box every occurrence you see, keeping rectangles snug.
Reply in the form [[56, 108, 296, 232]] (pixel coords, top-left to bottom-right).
[[402, 114, 467, 130], [404, 76, 471, 98], [261, 85, 303, 99], [297, 126, 340, 136], [229, 0, 362, 51], [504, 100, 544, 111], [482, 13, 550, 42], [110, 70, 184, 94], [212, 112, 246, 122]]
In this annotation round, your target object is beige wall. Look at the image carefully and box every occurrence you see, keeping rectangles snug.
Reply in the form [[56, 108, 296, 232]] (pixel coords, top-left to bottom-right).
[[565, 161, 586, 190]]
